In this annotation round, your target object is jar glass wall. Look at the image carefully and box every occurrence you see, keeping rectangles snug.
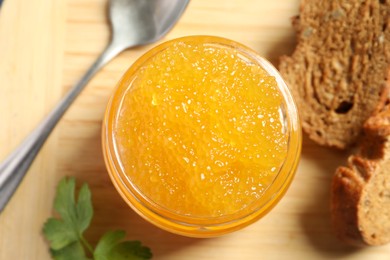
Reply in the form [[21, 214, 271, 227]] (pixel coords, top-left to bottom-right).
[[102, 36, 301, 237]]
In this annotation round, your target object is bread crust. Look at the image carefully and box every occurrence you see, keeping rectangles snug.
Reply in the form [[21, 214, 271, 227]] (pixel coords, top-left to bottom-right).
[[279, 0, 390, 149], [331, 107, 390, 246]]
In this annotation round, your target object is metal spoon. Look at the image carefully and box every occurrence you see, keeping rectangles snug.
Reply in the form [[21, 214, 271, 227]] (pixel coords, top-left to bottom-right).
[[0, 0, 189, 213]]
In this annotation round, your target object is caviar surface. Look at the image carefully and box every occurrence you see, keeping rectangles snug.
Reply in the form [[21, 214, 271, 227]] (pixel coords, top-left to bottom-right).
[[114, 41, 288, 217]]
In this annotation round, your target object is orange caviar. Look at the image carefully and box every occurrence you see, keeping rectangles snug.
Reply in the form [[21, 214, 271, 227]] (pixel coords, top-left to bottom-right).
[[103, 36, 301, 237]]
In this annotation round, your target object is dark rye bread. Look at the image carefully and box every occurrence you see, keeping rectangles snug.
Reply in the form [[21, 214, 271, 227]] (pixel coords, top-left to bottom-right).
[[331, 107, 390, 246], [279, 0, 390, 149]]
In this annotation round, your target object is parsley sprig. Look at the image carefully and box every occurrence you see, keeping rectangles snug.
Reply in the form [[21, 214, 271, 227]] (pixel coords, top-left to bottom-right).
[[43, 177, 152, 260]]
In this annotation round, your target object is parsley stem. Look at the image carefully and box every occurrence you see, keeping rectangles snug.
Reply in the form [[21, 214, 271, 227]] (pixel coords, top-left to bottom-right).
[[80, 235, 94, 256]]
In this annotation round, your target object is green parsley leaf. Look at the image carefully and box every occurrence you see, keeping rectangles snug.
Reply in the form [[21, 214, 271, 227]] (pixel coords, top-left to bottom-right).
[[108, 240, 153, 260], [43, 177, 152, 260], [50, 241, 90, 260], [94, 230, 126, 260], [42, 218, 78, 250], [43, 177, 92, 253], [94, 231, 152, 260], [53, 178, 93, 236]]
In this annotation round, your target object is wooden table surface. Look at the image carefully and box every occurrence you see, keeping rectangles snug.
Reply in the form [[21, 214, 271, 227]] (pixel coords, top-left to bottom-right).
[[1, 0, 390, 259]]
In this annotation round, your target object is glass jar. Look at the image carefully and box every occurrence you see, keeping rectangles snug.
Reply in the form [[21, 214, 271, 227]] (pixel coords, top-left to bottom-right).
[[102, 36, 301, 237]]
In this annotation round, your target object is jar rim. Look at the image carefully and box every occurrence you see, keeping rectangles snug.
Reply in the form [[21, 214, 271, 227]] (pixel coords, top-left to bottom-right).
[[102, 35, 301, 237]]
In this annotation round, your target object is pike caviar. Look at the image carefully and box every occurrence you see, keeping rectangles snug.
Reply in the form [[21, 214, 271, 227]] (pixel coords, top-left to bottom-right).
[[103, 36, 301, 237]]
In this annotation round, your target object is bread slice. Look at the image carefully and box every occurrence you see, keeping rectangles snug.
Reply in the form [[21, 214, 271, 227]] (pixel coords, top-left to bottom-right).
[[279, 0, 390, 149], [331, 107, 390, 246]]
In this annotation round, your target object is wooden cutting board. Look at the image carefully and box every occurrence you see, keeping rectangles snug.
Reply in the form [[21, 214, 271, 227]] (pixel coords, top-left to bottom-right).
[[1, 0, 389, 259]]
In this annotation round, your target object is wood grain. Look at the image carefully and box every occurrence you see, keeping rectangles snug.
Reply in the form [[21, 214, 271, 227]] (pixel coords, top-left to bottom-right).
[[1, 0, 390, 259]]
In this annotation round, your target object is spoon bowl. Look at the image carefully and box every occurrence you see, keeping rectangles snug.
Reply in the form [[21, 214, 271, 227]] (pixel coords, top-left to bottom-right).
[[109, 0, 189, 50], [0, 0, 190, 213]]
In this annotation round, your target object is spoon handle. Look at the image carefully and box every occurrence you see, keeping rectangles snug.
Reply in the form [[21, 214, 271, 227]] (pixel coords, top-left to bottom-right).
[[0, 41, 124, 213]]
